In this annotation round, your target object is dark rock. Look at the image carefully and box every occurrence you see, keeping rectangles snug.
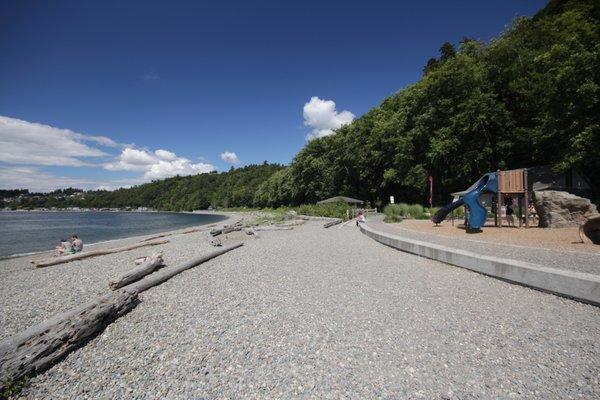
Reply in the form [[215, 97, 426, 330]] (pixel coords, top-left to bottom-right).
[[582, 215, 600, 245]]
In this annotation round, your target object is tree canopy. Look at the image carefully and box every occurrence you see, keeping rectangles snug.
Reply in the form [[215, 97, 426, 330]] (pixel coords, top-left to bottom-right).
[[255, 0, 600, 207]]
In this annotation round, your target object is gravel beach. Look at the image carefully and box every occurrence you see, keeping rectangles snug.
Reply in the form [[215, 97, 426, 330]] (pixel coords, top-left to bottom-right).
[[2, 217, 600, 398]]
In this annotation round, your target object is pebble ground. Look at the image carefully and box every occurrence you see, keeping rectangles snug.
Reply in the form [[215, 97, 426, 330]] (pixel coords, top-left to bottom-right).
[[4, 221, 600, 399]]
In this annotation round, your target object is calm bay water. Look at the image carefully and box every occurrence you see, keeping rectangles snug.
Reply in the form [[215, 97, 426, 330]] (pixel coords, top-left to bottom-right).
[[0, 211, 226, 258]]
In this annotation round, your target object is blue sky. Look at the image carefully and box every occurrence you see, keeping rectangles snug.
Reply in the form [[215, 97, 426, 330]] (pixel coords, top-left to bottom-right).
[[0, 0, 547, 191]]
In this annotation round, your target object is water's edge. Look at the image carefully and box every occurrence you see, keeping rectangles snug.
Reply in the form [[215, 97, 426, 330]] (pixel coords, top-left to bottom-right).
[[0, 211, 232, 260]]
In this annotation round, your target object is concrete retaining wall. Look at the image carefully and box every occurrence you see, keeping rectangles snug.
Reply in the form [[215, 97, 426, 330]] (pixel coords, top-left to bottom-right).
[[360, 223, 600, 306]]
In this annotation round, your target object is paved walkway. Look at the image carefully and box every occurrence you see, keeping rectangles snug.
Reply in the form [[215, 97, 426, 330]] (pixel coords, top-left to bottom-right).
[[369, 216, 600, 276], [19, 222, 600, 399]]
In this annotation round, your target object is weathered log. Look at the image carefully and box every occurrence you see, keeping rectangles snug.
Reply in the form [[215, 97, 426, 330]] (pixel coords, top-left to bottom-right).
[[31, 240, 169, 268], [275, 220, 306, 227], [127, 242, 244, 293], [0, 289, 138, 391], [210, 223, 243, 237], [298, 215, 340, 221], [141, 226, 210, 242], [108, 253, 164, 290], [254, 226, 294, 232], [323, 219, 343, 228]]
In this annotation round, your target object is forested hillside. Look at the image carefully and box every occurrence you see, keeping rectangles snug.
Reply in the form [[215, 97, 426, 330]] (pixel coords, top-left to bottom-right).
[[254, 0, 600, 208], [5, 163, 283, 211]]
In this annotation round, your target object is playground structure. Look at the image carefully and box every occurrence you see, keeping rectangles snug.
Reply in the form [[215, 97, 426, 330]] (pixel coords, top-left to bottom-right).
[[432, 168, 530, 231]]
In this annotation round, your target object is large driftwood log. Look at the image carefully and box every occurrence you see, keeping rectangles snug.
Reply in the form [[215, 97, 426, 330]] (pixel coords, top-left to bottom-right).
[[108, 253, 164, 290], [0, 289, 138, 391], [210, 221, 243, 237], [254, 226, 293, 232], [323, 219, 343, 228], [127, 242, 244, 293], [0, 244, 243, 391], [141, 225, 213, 242], [31, 239, 169, 268], [298, 215, 340, 221], [275, 220, 306, 227]]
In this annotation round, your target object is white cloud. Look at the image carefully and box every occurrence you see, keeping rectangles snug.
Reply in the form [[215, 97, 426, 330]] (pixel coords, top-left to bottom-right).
[[0, 166, 140, 192], [303, 96, 355, 141], [105, 147, 215, 180], [220, 151, 240, 164], [0, 115, 215, 190], [155, 149, 177, 161], [0, 116, 118, 166]]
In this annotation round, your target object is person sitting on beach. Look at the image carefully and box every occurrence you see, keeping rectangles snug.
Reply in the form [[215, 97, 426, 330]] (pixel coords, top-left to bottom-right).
[[55, 238, 73, 256], [71, 235, 83, 253]]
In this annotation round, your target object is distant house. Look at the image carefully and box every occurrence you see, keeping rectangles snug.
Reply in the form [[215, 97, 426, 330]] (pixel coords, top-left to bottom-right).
[[317, 196, 364, 206]]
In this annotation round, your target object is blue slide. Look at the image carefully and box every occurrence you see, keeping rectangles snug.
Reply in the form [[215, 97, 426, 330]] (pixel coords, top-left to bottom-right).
[[431, 172, 498, 230]]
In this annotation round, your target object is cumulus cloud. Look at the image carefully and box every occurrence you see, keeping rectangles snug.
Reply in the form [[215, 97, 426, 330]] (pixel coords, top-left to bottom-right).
[[220, 151, 240, 164], [303, 97, 355, 141], [105, 147, 215, 180], [0, 115, 215, 190], [0, 166, 140, 192], [0, 115, 117, 166], [155, 149, 177, 161]]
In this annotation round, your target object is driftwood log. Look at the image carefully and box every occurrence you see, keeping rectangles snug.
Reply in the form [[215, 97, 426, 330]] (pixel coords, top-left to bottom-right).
[[276, 220, 306, 227], [108, 253, 164, 290], [31, 239, 169, 268], [141, 225, 212, 242], [0, 289, 138, 391], [210, 221, 243, 237], [127, 242, 244, 293], [0, 243, 244, 391], [323, 219, 343, 228], [298, 215, 340, 221], [253, 226, 293, 232]]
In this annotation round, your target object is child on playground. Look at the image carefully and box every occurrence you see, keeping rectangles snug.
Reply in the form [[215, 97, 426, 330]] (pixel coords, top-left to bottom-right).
[[356, 211, 366, 226], [506, 198, 515, 227]]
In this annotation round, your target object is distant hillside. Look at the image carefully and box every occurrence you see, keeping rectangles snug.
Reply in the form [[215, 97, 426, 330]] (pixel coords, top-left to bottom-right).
[[4, 163, 284, 210], [254, 0, 600, 207]]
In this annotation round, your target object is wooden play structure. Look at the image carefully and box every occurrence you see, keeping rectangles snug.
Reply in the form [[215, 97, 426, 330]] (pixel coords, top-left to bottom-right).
[[495, 168, 530, 228]]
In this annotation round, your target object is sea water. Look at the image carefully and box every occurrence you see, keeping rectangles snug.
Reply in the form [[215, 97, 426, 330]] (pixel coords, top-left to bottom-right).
[[0, 211, 226, 258]]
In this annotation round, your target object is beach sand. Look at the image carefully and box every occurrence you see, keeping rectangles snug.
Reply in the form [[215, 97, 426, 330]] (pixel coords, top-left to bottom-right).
[[397, 218, 600, 253], [2, 215, 599, 398]]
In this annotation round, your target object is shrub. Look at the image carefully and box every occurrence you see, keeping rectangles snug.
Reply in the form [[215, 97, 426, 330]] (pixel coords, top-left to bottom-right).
[[383, 203, 406, 222], [384, 203, 436, 221], [294, 202, 351, 220]]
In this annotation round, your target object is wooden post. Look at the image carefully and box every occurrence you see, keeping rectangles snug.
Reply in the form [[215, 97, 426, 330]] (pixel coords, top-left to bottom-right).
[[498, 192, 503, 228], [497, 170, 502, 228], [524, 169, 529, 228], [518, 196, 523, 228]]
